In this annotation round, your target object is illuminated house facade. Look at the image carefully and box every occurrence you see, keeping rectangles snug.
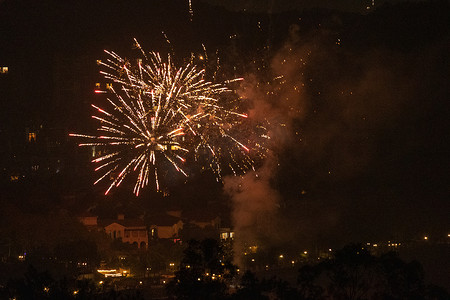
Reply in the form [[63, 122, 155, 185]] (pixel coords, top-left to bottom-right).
[[102, 215, 148, 249]]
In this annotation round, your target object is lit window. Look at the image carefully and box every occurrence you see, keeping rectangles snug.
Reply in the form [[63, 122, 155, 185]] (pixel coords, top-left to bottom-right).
[[106, 83, 113, 89], [96, 60, 102, 65], [95, 83, 101, 88], [28, 132, 36, 142], [220, 232, 228, 239], [1, 66, 8, 74]]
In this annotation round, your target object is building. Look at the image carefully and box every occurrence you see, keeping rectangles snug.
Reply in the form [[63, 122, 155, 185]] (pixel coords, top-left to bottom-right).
[[78, 212, 99, 231], [102, 214, 148, 249], [183, 210, 221, 230], [219, 228, 235, 240], [147, 214, 184, 240]]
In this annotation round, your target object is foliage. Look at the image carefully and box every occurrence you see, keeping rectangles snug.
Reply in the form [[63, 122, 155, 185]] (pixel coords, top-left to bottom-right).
[[167, 239, 237, 300], [297, 244, 449, 300], [145, 239, 185, 273]]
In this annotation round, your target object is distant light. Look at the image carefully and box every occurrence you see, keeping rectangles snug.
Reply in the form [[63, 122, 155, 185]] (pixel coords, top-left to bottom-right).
[[304, 251, 308, 254], [424, 236, 428, 240], [279, 254, 284, 259]]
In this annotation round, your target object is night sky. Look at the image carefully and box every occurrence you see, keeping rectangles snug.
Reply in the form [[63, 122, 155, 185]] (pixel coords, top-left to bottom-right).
[[0, 0, 449, 250]]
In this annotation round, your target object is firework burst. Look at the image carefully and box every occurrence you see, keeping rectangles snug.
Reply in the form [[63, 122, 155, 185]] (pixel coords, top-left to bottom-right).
[[71, 39, 263, 196]]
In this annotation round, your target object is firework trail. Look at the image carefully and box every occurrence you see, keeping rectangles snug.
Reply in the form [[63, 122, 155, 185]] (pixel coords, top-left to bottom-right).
[[71, 39, 264, 196]]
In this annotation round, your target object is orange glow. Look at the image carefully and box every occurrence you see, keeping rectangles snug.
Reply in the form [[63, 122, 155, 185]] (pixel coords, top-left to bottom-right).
[[28, 132, 36, 142]]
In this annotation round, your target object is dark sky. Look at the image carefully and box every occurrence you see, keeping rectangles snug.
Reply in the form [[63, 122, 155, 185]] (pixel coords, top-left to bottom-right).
[[0, 0, 448, 248], [200, 0, 417, 12]]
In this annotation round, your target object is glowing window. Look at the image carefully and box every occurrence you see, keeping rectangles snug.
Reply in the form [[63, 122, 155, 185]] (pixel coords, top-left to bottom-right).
[[220, 232, 228, 239], [95, 83, 101, 88], [1, 66, 8, 74], [28, 132, 36, 142], [106, 83, 113, 89]]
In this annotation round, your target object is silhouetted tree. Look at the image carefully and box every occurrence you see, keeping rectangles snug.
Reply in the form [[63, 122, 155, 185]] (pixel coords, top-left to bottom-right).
[[167, 239, 237, 300], [297, 244, 449, 300], [232, 271, 267, 300]]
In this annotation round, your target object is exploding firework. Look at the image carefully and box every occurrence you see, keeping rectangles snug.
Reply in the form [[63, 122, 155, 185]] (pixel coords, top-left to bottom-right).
[[71, 39, 264, 196]]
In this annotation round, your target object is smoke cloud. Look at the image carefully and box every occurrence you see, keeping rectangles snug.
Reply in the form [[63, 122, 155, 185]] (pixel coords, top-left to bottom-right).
[[224, 4, 449, 260]]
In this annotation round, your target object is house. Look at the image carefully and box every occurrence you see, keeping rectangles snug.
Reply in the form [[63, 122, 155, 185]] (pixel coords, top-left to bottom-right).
[[78, 212, 98, 226], [147, 214, 183, 240], [183, 210, 221, 229], [78, 212, 99, 231], [219, 227, 235, 240], [102, 214, 148, 249]]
